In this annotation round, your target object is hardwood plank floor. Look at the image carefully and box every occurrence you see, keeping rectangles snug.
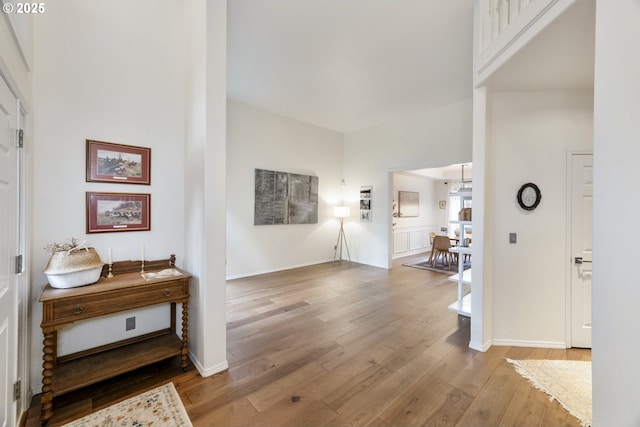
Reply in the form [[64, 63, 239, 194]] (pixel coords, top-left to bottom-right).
[[24, 255, 590, 427]]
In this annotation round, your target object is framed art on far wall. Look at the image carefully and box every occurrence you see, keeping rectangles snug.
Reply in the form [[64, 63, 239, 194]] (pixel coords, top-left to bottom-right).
[[360, 186, 372, 222], [86, 192, 150, 233], [398, 191, 420, 217], [86, 140, 151, 184]]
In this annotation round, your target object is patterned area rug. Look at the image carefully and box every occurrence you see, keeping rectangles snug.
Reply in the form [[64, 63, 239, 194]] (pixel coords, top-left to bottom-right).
[[402, 255, 471, 274], [61, 382, 192, 427], [507, 359, 592, 427]]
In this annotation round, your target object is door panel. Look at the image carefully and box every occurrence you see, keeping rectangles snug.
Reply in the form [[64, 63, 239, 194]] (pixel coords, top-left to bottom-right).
[[571, 153, 593, 348], [0, 75, 18, 427]]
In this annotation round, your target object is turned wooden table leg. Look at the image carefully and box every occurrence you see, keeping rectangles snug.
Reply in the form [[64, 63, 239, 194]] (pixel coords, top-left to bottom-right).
[[181, 299, 189, 371], [40, 329, 56, 423]]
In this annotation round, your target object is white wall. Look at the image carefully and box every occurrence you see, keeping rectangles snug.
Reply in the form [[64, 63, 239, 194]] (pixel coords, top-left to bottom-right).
[[31, 0, 185, 389], [226, 100, 345, 278], [343, 99, 473, 268], [592, 1, 640, 425], [489, 90, 593, 346], [392, 172, 446, 258]]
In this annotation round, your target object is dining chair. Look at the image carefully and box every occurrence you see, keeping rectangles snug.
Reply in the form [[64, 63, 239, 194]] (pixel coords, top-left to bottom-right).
[[431, 235, 453, 268]]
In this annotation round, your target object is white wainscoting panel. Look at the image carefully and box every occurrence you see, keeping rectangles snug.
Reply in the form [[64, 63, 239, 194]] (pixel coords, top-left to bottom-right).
[[393, 231, 409, 254], [409, 230, 426, 251], [393, 226, 439, 259]]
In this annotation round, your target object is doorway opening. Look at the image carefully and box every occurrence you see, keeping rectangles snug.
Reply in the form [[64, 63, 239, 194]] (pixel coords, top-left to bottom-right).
[[389, 163, 472, 263]]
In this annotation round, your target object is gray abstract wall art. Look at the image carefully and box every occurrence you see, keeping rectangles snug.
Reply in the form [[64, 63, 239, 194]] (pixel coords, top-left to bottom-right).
[[254, 168, 319, 225]]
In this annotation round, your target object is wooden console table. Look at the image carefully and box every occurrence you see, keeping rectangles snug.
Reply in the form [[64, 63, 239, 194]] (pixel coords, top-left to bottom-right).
[[38, 256, 190, 423]]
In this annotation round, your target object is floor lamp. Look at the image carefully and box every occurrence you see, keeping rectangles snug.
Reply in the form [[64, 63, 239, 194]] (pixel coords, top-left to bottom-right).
[[333, 206, 351, 262]]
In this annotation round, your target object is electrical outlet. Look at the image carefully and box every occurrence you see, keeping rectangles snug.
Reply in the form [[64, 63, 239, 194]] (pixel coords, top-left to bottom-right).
[[126, 316, 136, 331], [509, 233, 517, 244]]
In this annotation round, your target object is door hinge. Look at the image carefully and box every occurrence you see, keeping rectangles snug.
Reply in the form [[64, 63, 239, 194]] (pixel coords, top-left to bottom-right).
[[13, 380, 21, 401], [16, 129, 24, 148], [15, 255, 22, 274]]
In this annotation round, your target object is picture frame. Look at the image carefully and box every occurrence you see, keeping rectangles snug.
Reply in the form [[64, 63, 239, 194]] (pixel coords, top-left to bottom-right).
[[86, 140, 151, 184], [360, 186, 372, 222], [398, 191, 420, 217], [86, 192, 151, 233]]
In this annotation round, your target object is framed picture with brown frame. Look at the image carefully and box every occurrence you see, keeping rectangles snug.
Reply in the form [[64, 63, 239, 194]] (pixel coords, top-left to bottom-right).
[[86, 140, 151, 184], [86, 192, 151, 233]]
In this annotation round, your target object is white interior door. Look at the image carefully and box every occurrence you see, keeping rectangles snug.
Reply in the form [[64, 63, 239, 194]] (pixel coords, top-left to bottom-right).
[[0, 75, 19, 427], [570, 153, 593, 348]]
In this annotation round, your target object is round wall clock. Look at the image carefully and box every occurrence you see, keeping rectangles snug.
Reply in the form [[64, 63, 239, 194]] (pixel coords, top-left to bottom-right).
[[517, 182, 542, 211]]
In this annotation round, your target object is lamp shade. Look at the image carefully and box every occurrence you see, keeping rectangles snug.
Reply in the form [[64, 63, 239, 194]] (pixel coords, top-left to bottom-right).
[[334, 206, 350, 218]]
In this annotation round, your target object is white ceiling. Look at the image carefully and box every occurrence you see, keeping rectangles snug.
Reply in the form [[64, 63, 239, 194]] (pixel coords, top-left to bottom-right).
[[227, 0, 475, 133], [406, 162, 472, 181], [227, 0, 594, 133]]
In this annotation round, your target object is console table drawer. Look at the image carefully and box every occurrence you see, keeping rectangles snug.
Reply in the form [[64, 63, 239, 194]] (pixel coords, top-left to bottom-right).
[[50, 282, 187, 323]]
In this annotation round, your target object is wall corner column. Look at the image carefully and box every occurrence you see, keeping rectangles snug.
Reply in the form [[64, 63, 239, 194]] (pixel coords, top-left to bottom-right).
[[183, 0, 228, 376], [470, 86, 493, 351]]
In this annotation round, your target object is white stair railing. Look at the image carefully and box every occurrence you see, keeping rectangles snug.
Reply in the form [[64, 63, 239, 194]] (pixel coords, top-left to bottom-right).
[[475, 0, 575, 84], [480, 0, 532, 53]]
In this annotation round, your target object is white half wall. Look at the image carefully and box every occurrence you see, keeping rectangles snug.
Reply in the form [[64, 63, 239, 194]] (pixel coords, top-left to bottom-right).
[[226, 100, 344, 278], [343, 99, 473, 268], [592, 1, 640, 425], [489, 90, 593, 346], [31, 0, 186, 390]]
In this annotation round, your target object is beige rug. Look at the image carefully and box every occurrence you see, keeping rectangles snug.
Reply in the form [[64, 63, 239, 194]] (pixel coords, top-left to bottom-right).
[[62, 382, 192, 427], [506, 358, 592, 427]]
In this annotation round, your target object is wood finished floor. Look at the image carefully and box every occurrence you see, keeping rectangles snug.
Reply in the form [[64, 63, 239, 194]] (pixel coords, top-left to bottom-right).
[[25, 255, 591, 427]]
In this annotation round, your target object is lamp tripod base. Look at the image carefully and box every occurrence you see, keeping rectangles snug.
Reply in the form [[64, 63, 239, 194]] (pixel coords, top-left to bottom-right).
[[333, 218, 351, 263]]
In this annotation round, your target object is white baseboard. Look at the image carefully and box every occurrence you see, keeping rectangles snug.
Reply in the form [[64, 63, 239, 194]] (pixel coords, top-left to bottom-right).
[[392, 249, 429, 260], [189, 351, 228, 378], [491, 339, 567, 349], [469, 340, 492, 352], [226, 258, 335, 280], [31, 384, 41, 398]]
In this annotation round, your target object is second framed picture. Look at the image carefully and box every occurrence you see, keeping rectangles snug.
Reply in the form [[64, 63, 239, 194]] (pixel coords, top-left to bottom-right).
[[86, 140, 151, 184], [86, 192, 151, 233]]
